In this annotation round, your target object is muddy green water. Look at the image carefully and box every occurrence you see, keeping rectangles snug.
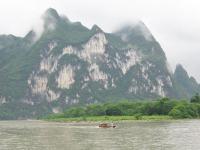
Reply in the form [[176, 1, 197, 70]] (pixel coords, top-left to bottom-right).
[[0, 120, 200, 150]]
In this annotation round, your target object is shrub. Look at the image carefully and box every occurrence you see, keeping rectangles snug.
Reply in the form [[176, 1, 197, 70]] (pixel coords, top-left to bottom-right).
[[135, 113, 143, 120], [105, 106, 122, 116], [85, 104, 105, 116], [64, 107, 85, 118], [169, 103, 198, 119], [191, 93, 200, 103]]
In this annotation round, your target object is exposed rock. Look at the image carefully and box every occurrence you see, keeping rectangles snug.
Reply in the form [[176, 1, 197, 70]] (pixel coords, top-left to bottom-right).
[[0, 96, 6, 105], [56, 65, 75, 89]]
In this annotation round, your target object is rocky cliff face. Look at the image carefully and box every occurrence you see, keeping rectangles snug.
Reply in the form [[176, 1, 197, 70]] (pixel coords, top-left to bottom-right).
[[0, 8, 199, 118]]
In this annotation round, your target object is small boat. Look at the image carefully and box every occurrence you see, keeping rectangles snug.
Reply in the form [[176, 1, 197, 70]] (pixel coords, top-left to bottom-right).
[[99, 123, 116, 128]]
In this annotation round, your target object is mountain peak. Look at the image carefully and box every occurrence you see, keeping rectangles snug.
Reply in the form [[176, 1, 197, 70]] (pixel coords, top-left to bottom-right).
[[174, 64, 190, 83], [115, 21, 154, 42], [43, 8, 60, 25], [91, 24, 103, 33], [41, 8, 62, 32], [175, 64, 188, 75], [44, 8, 59, 19], [175, 64, 199, 85], [174, 64, 200, 97]]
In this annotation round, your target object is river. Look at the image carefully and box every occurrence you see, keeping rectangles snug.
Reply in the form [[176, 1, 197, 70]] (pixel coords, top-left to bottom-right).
[[0, 120, 200, 150]]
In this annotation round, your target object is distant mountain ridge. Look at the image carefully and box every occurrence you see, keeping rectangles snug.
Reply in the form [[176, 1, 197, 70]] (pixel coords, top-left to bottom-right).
[[0, 8, 199, 119]]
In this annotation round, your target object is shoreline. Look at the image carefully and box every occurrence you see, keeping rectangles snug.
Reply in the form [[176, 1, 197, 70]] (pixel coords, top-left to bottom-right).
[[44, 115, 174, 123]]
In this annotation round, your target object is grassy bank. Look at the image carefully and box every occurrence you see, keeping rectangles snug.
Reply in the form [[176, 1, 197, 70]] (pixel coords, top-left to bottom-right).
[[44, 115, 172, 122]]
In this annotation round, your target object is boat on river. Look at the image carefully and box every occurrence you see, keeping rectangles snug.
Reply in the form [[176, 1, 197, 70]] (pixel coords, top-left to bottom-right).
[[99, 123, 116, 128]]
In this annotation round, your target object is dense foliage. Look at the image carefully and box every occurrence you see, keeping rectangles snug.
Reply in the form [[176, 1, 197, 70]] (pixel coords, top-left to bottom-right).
[[46, 96, 200, 120], [190, 93, 200, 103]]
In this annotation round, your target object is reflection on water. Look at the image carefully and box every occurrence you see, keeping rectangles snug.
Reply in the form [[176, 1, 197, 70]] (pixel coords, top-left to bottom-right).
[[0, 120, 200, 150]]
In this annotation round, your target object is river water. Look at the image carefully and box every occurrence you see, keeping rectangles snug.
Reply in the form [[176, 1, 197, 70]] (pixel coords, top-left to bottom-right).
[[0, 120, 200, 150]]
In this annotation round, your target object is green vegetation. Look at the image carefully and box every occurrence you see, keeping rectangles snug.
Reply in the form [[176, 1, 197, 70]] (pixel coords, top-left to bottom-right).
[[45, 115, 171, 122], [45, 96, 200, 122], [191, 93, 200, 103]]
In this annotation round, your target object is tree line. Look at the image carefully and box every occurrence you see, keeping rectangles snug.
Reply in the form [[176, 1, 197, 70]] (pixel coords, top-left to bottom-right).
[[46, 93, 200, 119]]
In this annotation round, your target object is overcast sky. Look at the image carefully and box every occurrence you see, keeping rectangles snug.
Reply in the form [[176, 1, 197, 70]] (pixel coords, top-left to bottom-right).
[[0, 0, 199, 82]]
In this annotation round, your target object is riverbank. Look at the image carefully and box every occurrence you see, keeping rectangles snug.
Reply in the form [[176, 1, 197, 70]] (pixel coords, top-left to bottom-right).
[[44, 98, 200, 122], [44, 115, 173, 122]]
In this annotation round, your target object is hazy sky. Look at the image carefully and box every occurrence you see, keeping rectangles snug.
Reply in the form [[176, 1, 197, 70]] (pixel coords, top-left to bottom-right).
[[0, 0, 199, 82]]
